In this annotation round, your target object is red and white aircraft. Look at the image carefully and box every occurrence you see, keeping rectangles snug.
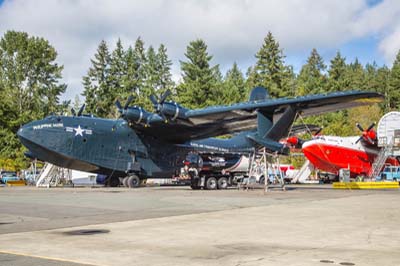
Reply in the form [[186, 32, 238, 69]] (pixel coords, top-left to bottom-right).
[[286, 123, 398, 177]]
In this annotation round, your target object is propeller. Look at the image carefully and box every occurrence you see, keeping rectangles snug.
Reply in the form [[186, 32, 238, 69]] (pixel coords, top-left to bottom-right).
[[77, 104, 85, 117], [366, 122, 376, 132], [313, 127, 323, 137], [115, 96, 134, 116], [149, 89, 172, 122], [284, 126, 323, 149], [355, 122, 376, 144], [115, 95, 156, 126], [71, 104, 85, 117]]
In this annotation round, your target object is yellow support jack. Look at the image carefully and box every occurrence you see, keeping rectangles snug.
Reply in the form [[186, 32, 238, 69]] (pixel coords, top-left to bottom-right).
[[333, 182, 399, 189]]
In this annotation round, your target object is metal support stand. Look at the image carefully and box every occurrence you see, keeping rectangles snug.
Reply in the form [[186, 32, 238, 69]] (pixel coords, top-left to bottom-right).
[[263, 149, 286, 194]]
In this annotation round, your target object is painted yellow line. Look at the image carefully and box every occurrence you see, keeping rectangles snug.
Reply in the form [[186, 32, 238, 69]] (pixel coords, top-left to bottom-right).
[[0, 250, 103, 266], [333, 181, 400, 189]]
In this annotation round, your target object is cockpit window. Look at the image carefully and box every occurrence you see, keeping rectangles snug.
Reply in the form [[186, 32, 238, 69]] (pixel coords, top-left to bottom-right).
[[45, 115, 56, 120], [44, 115, 61, 122]]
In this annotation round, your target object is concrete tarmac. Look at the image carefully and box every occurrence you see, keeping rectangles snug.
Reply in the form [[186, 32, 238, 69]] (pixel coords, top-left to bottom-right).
[[0, 185, 399, 266]]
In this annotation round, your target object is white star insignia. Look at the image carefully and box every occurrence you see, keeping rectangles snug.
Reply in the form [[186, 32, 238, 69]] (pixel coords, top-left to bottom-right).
[[74, 125, 84, 137]]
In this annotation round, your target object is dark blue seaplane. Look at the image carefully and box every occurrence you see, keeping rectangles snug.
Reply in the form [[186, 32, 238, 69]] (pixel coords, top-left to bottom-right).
[[17, 87, 383, 187]]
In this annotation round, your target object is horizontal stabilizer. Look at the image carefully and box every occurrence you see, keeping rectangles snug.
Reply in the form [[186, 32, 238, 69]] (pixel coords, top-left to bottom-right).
[[246, 134, 289, 155]]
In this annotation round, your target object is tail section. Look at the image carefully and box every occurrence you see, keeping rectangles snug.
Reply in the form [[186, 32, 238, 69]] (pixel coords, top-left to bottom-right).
[[246, 87, 298, 154]]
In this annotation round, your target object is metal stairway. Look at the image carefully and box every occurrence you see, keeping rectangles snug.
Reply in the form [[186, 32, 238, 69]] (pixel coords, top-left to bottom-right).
[[368, 142, 393, 179], [291, 160, 314, 183], [36, 163, 72, 187]]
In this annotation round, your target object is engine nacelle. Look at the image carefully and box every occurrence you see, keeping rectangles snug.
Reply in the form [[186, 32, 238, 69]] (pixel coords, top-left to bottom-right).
[[355, 122, 377, 146], [362, 129, 377, 145], [124, 107, 153, 125], [159, 102, 188, 121]]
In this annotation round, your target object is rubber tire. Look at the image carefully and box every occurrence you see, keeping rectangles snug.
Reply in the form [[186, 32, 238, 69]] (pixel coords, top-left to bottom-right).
[[127, 175, 140, 188], [122, 176, 129, 187], [190, 178, 201, 190], [259, 176, 265, 185], [107, 177, 120, 187], [217, 177, 229, 189], [190, 183, 201, 190], [205, 177, 217, 190]]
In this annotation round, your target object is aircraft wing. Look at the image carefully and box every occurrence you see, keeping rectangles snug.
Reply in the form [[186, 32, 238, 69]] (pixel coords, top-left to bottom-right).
[[133, 91, 383, 143], [185, 91, 381, 123]]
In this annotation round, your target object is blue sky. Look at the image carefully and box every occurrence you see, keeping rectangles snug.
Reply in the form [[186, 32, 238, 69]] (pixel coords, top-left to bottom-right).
[[0, 0, 400, 100]]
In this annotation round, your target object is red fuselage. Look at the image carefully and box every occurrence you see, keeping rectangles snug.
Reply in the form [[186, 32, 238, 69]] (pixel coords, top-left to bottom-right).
[[302, 136, 380, 177]]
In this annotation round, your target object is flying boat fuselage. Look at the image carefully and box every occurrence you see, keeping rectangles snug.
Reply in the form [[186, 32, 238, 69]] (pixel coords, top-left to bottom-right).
[[302, 135, 380, 176]]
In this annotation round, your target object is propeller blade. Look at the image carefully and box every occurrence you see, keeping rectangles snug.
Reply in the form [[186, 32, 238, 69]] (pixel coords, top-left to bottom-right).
[[145, 114, 153, 127], [313, 127, 323, 136], [71, 108, 76, 116], [355, 136, 363, 144], [115, 100, 122, 110], [149, 95, 158, 105], [77, 104, 85, 116], [356, 123, 364, 132], [124, 95, 134, 110], [297, 138, 305, 148], [159, 89, 171, 104], [366, 122, 376, 132], [160, 113, 168, 123]]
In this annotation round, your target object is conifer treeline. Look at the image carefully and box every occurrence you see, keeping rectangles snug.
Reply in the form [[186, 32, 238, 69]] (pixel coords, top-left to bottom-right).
[[83, 31, 400, 117], [1, 30, 400, 169]]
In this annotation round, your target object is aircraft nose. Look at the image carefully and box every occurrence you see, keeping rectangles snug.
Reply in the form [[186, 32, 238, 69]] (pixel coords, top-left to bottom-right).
[[17, 123, 30, 140], [301, 140, 310, 150], [17, 122, 35, 145], [301, 140, 317, 157], [17, 126, 24, 138]]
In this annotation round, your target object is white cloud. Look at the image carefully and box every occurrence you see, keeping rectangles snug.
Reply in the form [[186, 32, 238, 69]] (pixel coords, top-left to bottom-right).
[[350, 0, 400, 64], [0, 0, 400, 100], [379, 26, 400, 62]]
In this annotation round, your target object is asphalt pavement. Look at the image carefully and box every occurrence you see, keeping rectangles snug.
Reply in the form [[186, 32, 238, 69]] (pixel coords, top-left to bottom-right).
[[0, 185, 399, 266]]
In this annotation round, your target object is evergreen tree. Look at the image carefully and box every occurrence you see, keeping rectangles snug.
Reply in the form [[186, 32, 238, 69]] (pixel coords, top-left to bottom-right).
[[72, 95, 82, 112], [119, 37, 148, 108], [109, 39, 126, 98], [141, 45, 158, 110], [346, 58, 365, 90], [122, 46, 137, 99], [0, 31, 66, 169], [213, 67, 224, 104], [297, 48, 326, 95], [376, 65, 391, 111], [222, 62, 246, 104], [365, 62, 379, 91], [388, 50, 400, 110], [177, 39, 220, 108], [281, 65, 297, 97], [133, 37, 147, 96], [245, 66, 257, 95], [327, 51, 349, 91], [253, 31, 288, 97], [82, 40, 111, 117], [156, 44, 174, 93]]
